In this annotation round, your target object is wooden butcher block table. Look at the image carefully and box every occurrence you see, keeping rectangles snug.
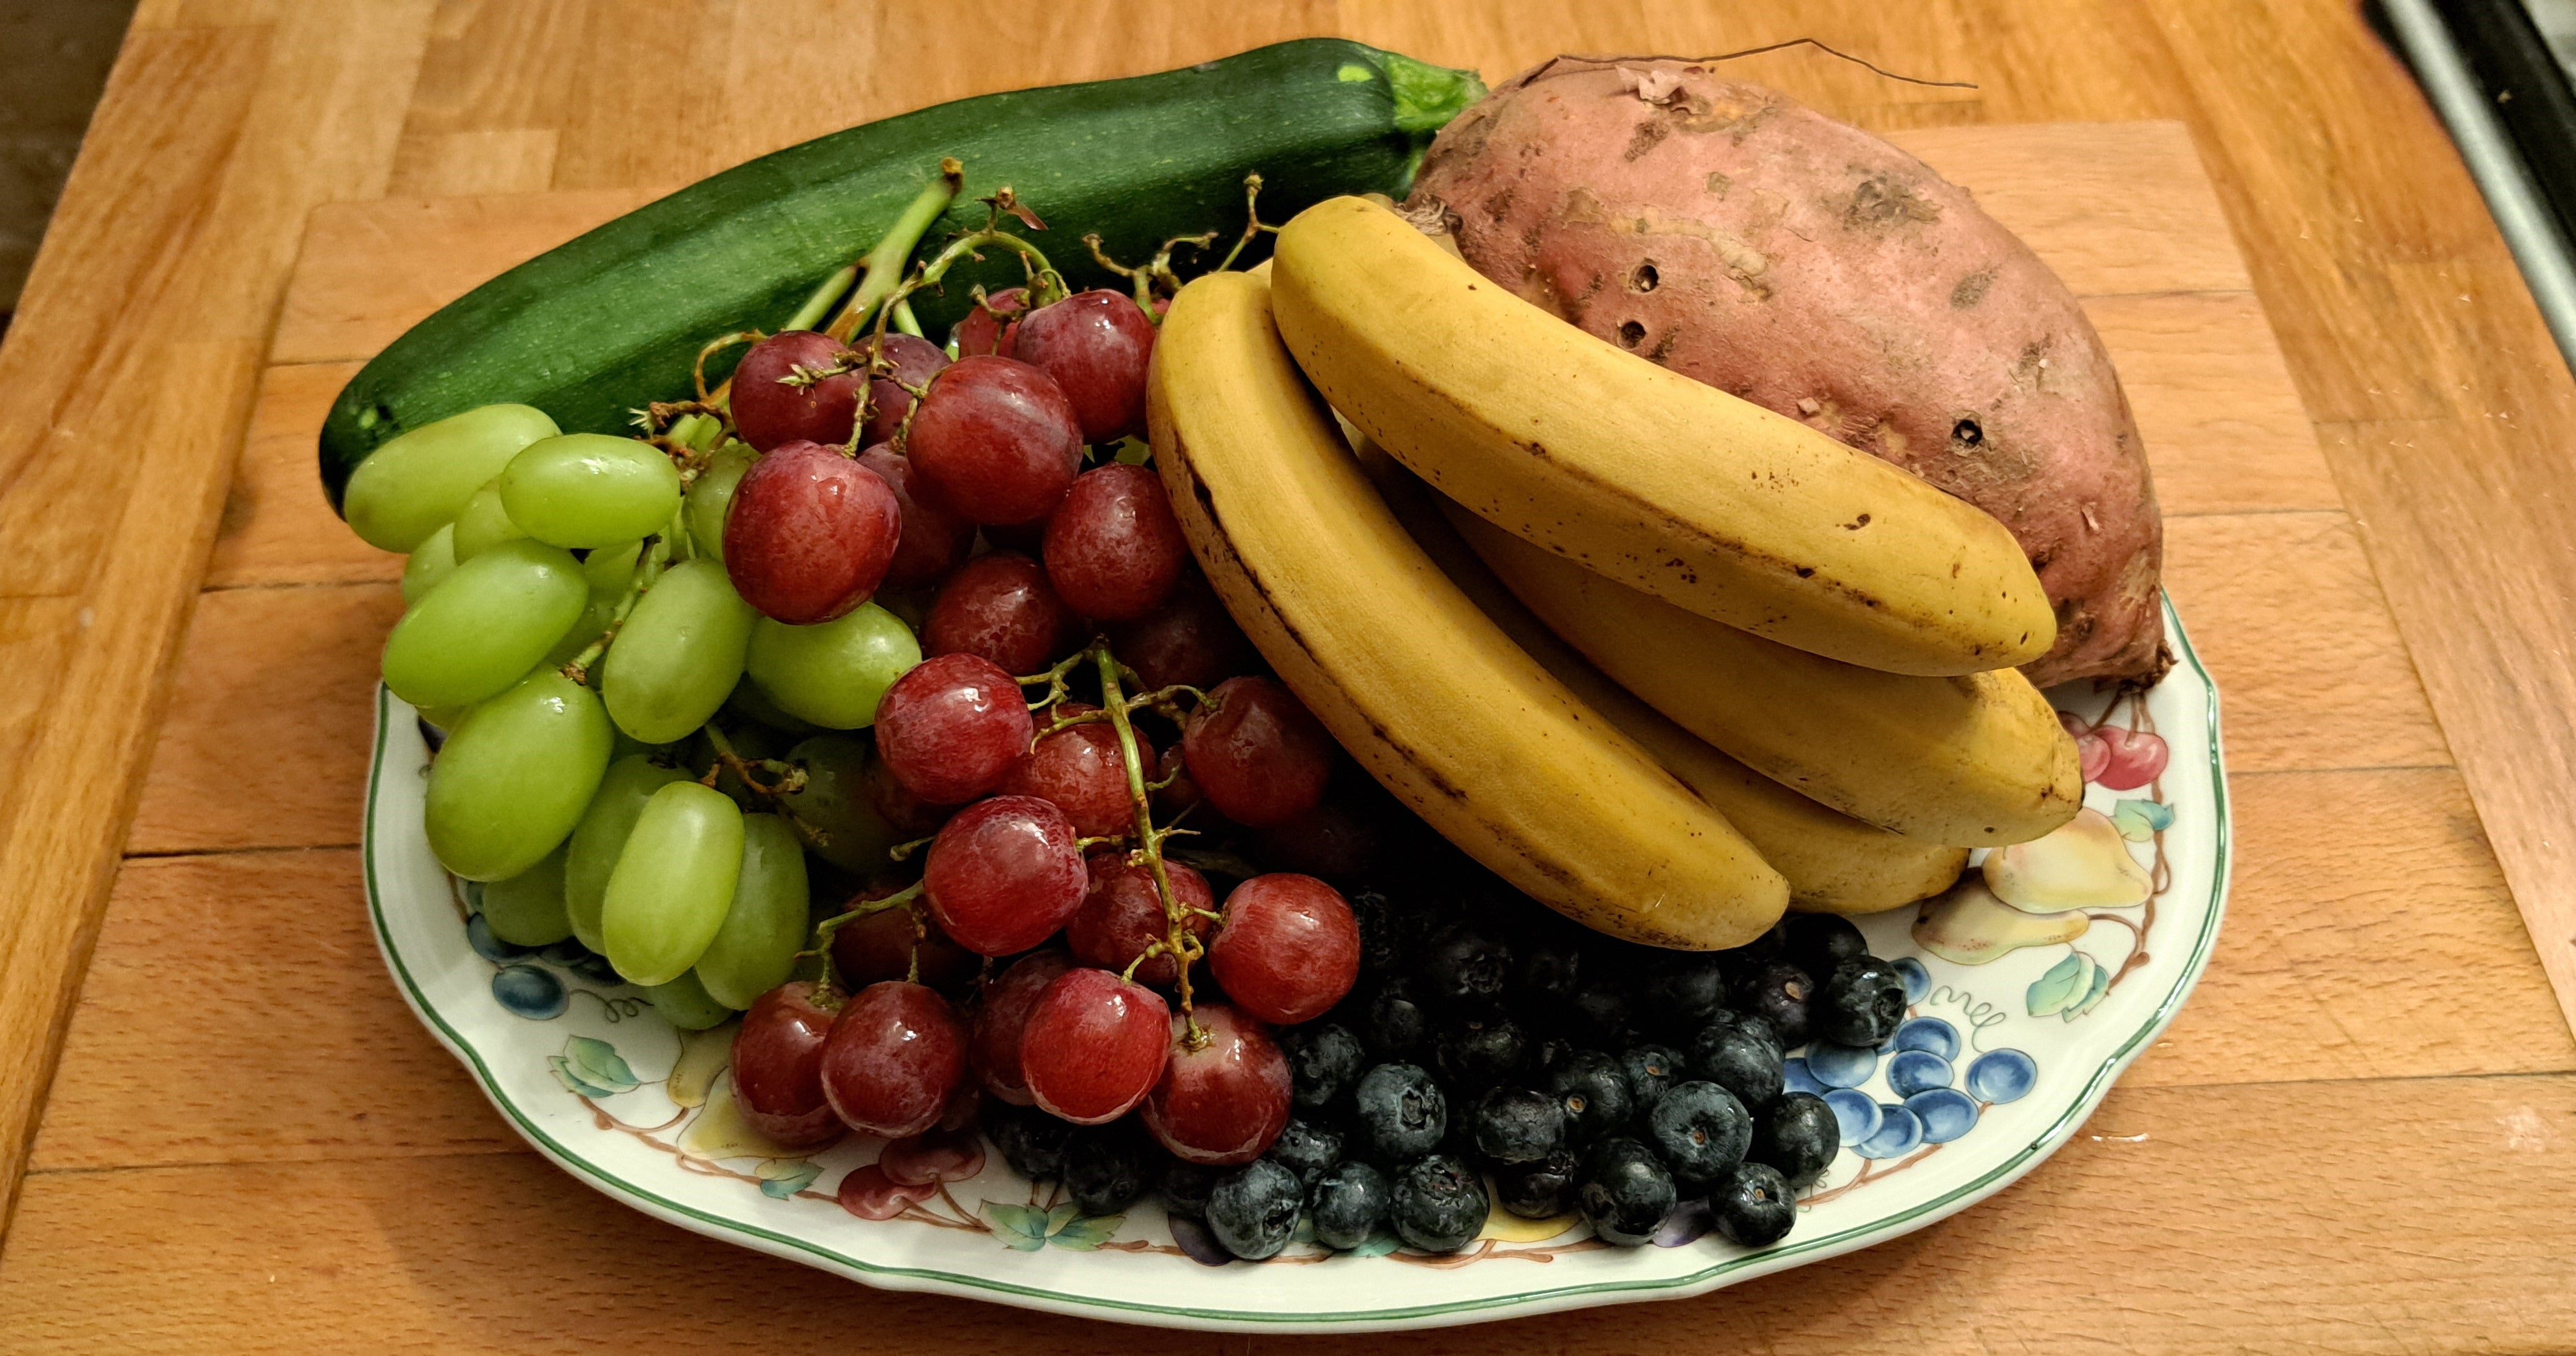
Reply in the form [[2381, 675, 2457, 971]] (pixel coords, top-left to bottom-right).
[[3, 5, 2574, 1353]]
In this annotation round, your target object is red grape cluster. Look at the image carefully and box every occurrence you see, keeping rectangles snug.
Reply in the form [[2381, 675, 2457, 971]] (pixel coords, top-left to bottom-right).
[[721, 282, 1371, 1179]]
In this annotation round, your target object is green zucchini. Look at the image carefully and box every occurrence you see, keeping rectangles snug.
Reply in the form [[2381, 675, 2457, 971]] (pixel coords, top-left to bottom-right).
[[320, 39, 1483, 509]]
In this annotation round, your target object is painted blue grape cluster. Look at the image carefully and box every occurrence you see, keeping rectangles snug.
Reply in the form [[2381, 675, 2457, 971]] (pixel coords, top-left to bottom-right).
[[1782, 956, 2037, 1160], [461, 878, 623, 1020]]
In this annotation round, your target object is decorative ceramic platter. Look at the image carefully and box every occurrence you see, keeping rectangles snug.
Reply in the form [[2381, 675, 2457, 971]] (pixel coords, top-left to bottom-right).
[[366, 599, 2227, 1333]]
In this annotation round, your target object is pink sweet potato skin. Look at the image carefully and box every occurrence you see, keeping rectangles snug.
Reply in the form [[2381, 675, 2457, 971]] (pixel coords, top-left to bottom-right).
[[1407, 60, 2167, 689]]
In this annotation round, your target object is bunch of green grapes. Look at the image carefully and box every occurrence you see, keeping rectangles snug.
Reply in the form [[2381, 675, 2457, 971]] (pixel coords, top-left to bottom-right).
[[349, 404, 923, 1024]]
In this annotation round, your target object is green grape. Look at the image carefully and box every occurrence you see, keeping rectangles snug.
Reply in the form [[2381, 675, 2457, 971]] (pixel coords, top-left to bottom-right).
[[775, 733, 902, 873], [425, 670, 613, 881], [500, 433, 682, 549], [684, 444, 756, 565], [565, 753, 691, 953], [449, 476, 531, 562], [693, 812, 812, 1009], [645, 970, 735, 1031], [585, 538, 644, 593], [416, 703, 474, 732], [722, 673, 822, 737], [401, 523, 459, 604], [481, 843, 572, 946], [601, 781, 744, 986], [381, 539, 588, 710], [544, 539, 648, 668], [343, 403, 559, 552], [745, 603, 920, 729], [601, 560, 758, 744]]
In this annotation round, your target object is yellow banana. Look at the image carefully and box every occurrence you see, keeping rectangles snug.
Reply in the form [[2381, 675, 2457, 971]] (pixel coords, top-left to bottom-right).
[[1269, 195, 2053, 677], [1449, 506, 2082, 847], [1360, 442, 1969, 915], [1149, 269, 1787, 949]]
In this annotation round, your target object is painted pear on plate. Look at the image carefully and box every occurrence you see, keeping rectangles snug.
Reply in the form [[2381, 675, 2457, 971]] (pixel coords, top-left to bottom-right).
[[1914, 877, 2090, 965], [1982, 807, 2153, 913]]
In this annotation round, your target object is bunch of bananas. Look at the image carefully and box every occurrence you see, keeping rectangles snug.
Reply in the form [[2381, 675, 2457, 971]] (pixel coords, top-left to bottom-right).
[[1147, 198, 2080, 951]]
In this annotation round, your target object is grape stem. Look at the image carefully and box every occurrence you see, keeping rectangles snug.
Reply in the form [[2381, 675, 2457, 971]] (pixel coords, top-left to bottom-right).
[[1087, 642, 1209, 1050], [807, 880, 926, 999], [559, 534, 669, 685], [820, 158, 966, 344], [701, 724, 809, 799], [1213, 173, 1278, 273]]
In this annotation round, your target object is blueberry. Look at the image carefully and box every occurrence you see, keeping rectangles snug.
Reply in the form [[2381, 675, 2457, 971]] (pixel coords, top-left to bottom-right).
[[1563, 984, 1637, 1046], [1435, 1014, 1527, 1090], [1644, 1079, 1752, 1187], [1348, 888, 1425, 976], [1389, 1153, 1488, 1253], [1366, 977, 1433, 1061], [988, 1104, 1075, 1180], [1354, 1063, 1447, 1160], [1309, 1160, 1390, 1250], [1708, 1161, 1796, 1247], [1492, 1147, 1580, 1219], [1641, 954, 1730, 1032], [1284, 1022, 1366, 1115], [1814, 956, 1908, 1047], [1545, 1050, 1633, 1144], [1784, 914, 1868, 982], [1620, 1044, 1687, 1120], [1064, 1124, 1155, 1215], [1730, 919, 1791, 971], [1525, 1034, 1575, 1079], [1468, 1086, 1566, 1165], [1733, 962, 1815, 1050], [1206, 1159, 1306, 1260], [1689, 1019, 1785, 1113], [1576, 1137, 1676, 1247], [1267, 1117, 1343, 1187], [1159, 1159, 1220, 1218], [1420, 923, 1512, 1009], [1752, 1091, 1840, 1187], [1514, 936, 1583, 1008]]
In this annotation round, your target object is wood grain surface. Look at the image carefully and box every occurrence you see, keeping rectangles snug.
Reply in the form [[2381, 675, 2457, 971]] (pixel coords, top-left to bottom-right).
[[3, 4, 2573, 1353]]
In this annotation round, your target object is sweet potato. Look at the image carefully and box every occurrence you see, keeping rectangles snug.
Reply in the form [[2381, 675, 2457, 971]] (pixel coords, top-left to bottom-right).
[[1405, 59, 2167, 688]]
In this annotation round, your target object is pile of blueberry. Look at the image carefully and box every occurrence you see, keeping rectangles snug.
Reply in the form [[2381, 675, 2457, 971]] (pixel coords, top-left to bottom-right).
[[984, 875, 1913, 1262]]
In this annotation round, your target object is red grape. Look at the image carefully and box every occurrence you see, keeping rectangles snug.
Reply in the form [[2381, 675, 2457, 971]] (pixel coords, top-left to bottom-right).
[[1208, 873, 1360, 1024], [970, 949, 1074, 1105], [731, 330, 861, 452], [859, 332, 952, 448], [874, 653, 1034, 804], [952, 286, 1028, 358], [980, 519, 1048, 556], [730, 982, 846, 1148], [829, 895, 977, 990], [1067, 850, 1212, 987], [1012, 289, 1156, 443], [723, 439, 901, 624], [819, 981, 966, 1138], [1253, 798, 1383, 880], [1150, 742, 1214, 822], [857, 444, 974, 589], [1019, 967, 1171, 1124], [905, 356, 1082, 526], [923, 552, 1081, 677], [1181, 676, 1334, 828], [1140, 1002, 1291, 1165], [1107, 573, 1253, 692], [1042, 463, 1188, 621], [1002, 703, 1144, 838], [921, 794, 1086, 955]]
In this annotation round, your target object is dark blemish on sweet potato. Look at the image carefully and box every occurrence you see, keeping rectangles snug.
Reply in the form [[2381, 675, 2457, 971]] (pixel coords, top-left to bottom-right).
[[1617, 320, 1645, 347], [1705, 170, 1732, 197], [1488, 185, 1517, 222], [1648, 329, 1680, 362], [1842, 173, 1942, 230], [1624, 118, 1674, 161], [1950, 266, 1997, 309], [1630, 262, 1659, 293], [1952, 418, 1983, 447]]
